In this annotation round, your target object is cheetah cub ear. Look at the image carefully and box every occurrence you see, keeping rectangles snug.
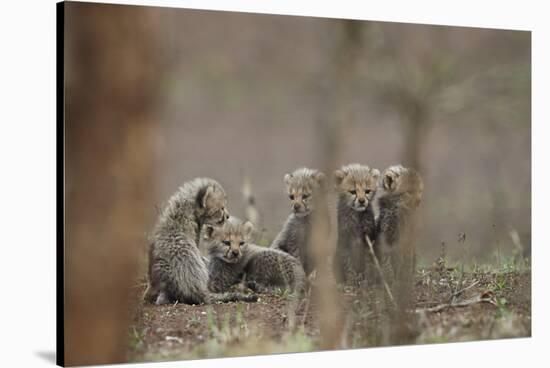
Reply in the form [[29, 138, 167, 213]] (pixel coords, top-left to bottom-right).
[[383, 168, 400, 191], [284, 173, 293, 186], [198, 185, 216, 208], [203, 224, 216, 240], [333, 169, 346, 187]]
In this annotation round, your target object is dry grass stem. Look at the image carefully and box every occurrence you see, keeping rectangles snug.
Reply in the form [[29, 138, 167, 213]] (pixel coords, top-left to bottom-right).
[[365, 235, 396, 309]]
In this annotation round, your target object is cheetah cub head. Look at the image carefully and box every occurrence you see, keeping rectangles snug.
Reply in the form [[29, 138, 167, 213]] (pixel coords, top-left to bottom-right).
[[196, 181, 230, 226], [381, 164, 424, 207], [283, 167, 326, 217], [204, 217, 254, 264], [334, 163, 380, 212]]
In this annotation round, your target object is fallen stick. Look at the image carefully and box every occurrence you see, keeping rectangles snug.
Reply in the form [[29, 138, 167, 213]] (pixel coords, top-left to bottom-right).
[[415, 295, 496, 313], [365, 235, 396, 309], [451, 280, 480, 299]]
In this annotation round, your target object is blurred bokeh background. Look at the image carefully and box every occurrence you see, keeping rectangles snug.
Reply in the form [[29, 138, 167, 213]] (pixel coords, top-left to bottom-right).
[[151, 7, 530, 263], [63, 2, 530, 364]]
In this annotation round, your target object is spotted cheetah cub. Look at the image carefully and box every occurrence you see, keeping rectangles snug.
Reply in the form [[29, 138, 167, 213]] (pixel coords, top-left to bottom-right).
[[375, 165, 424, 279], [144, 178, 257, 305], [333, 164, 380, 285], [205, 217, 306, 295], [269, 167, 326, 276]]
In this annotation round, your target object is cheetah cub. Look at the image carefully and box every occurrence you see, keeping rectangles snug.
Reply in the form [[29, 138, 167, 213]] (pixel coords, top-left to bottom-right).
[[205, 217, 306, 295], [269, 167, 326, 276], [375, 165, 424, 280], [333, 163, 380, 285], [144, 177, 257, 305]]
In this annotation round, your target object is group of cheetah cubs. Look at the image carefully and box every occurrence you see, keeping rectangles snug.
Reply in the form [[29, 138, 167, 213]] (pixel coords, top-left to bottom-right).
[[144, 163, 423, 305]]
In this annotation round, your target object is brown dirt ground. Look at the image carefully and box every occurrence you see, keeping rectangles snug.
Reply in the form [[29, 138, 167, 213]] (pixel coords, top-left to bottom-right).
[[127, 270, 531, 363]]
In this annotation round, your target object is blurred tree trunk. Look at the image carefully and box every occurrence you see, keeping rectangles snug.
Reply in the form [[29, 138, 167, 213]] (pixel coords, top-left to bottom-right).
[[64, 3, 162, 365], [400, 96, 428, 171], [312, 19, 364, 350], [379, 74, 430, 172]]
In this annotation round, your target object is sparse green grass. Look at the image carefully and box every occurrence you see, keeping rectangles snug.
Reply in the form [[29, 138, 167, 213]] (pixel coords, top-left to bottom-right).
[[187, 314, 201, 329], [500, 254, 530, 273], [183, 328, 316, 360], [490, 274, 510, 293], [274, 287, 292, 299], [135, 312, 316, 362], [204, 304, 253, 346], [129, 249, 530, 363], [494, 297, 509, 318], [128, 325, 146, 351]]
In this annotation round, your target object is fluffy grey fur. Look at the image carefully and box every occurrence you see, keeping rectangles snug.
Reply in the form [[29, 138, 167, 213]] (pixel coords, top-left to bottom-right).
[[205, 217, 306, 295], [245, 245, 306, 295], [269, 167, 326, 276], [143, 177, 257, 305], [332, 164, 381, 285], [376, 165, 424, 279]]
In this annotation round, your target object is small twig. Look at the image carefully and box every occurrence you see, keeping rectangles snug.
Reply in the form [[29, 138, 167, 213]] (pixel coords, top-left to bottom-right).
[[452, 232, 467, 304], [242, 174, 260, 227], [365, 235, 396, 309], [493, 224, 501, 269], [509, 229, 524, 254], [415, 301, 442, 307], [451, 280, 480, 299], [415, 295, 495, 314]]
